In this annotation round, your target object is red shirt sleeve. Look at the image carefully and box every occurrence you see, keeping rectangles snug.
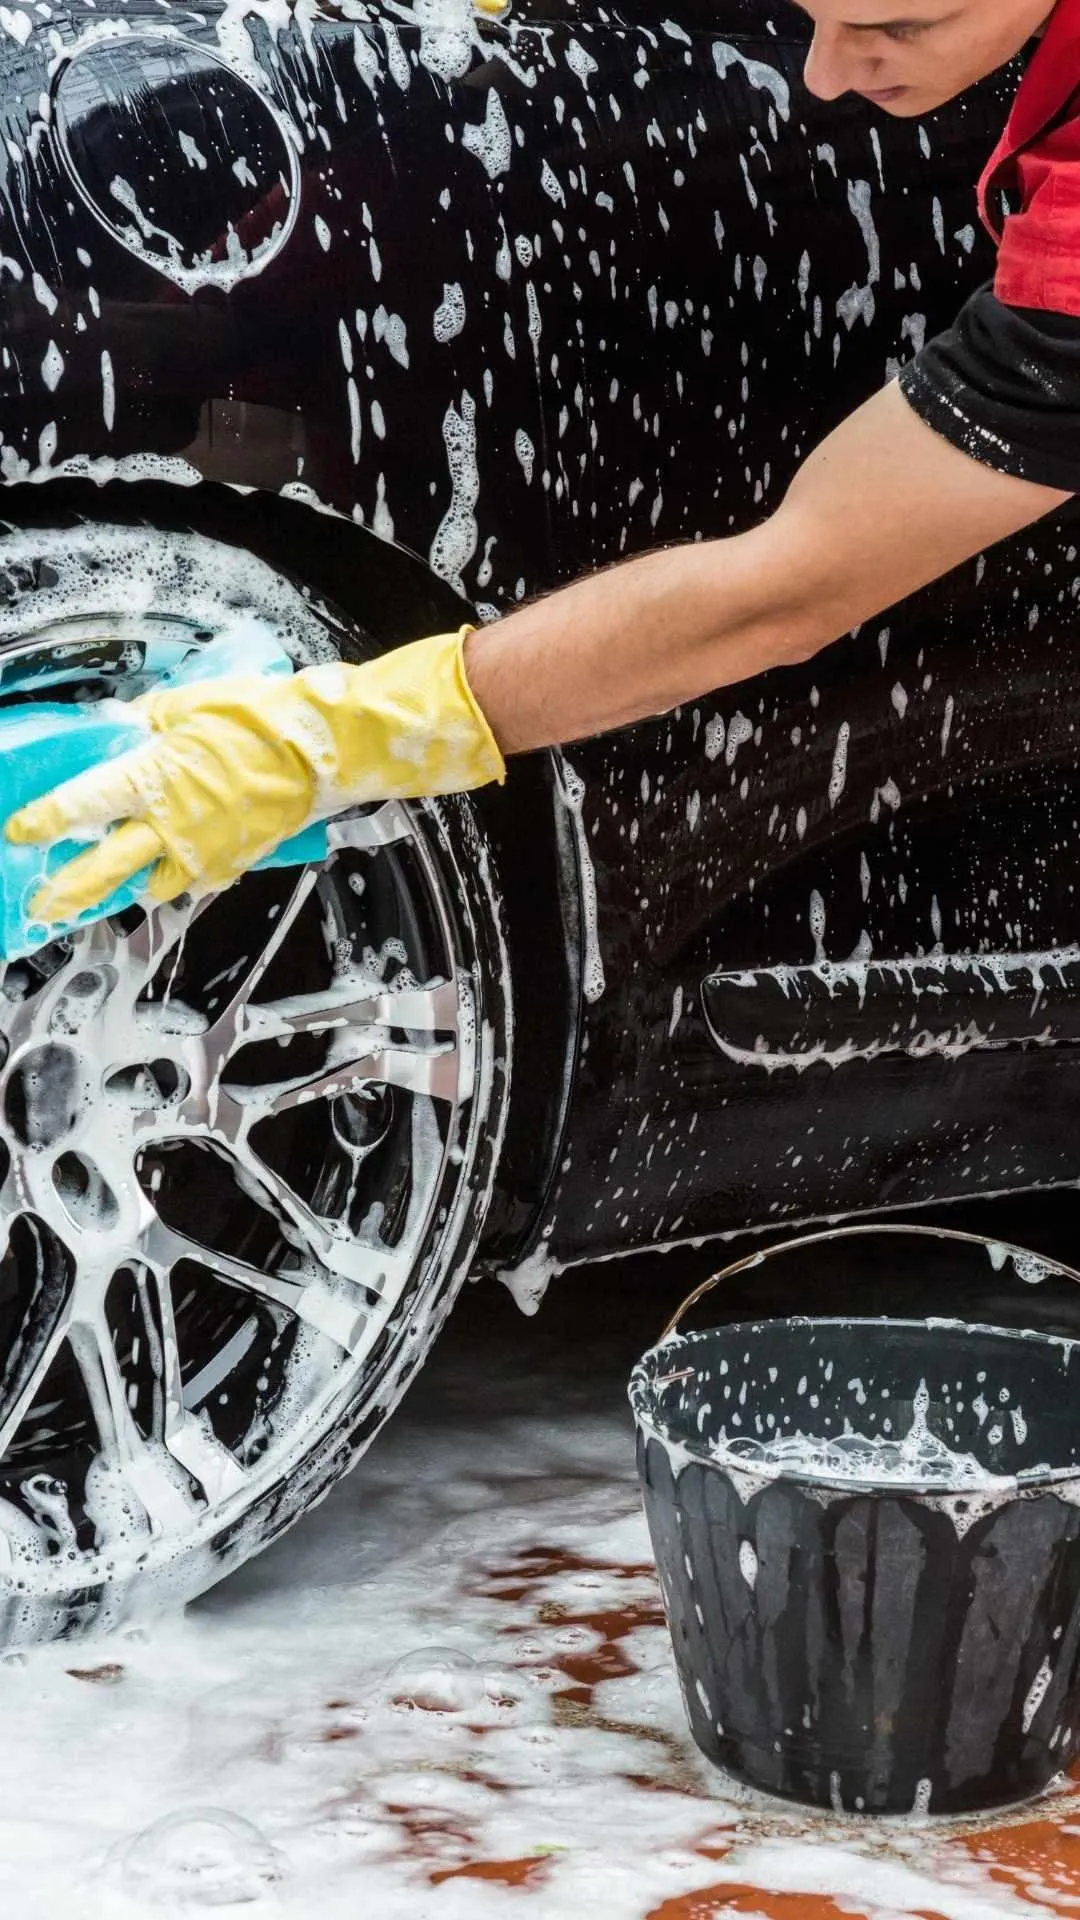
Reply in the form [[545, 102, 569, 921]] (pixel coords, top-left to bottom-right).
[[991, 115, 1080, 316]]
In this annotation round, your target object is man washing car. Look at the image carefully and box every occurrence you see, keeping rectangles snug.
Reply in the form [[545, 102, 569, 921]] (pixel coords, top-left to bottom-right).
[[10, 0, 1080, 917]]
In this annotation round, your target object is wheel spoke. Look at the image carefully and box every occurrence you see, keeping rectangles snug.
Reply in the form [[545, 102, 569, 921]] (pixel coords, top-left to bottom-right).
[[149, 1270, 248, 1502], [229, 1037, 460, 1111], [144, 1220, 382, 1353], [326, 801, 414, 853], [144, 1216, 303, 1303], [237, 977, 460, 1042], [203, 868, 321, 1047], [254, 1274, 375, 1354], [0, 1314, 71, 1462], [229, 1142, 409, 1293], [0, 1202, 73, 1461], [125, 872, 326, 1137], [67, 1313, 205, 1535], [109, 890, 217, 982]]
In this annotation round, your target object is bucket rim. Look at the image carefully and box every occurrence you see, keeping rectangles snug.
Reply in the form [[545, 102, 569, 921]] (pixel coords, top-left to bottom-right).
[[653, 1221, 1080, 1346], [629, 1313, 1080, 1499]]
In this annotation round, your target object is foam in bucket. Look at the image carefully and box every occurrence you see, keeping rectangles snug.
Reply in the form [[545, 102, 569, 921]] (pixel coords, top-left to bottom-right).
[[0, 628, 328, 959]]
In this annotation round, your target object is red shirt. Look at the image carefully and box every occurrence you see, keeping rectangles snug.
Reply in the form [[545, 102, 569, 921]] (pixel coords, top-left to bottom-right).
[[979, 0, 1080, 312], [897, 1, 1080, 496]]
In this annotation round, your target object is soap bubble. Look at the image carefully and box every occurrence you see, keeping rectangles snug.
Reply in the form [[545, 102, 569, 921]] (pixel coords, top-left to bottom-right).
[[114, 1806, 282, 1907], [378, 1646, 486, 1713]]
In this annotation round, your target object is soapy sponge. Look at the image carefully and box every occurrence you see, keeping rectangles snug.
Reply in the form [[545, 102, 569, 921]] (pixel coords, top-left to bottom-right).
[[0, 631, 327, 960]]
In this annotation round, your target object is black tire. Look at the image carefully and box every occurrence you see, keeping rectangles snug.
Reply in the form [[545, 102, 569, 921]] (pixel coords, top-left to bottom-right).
[[0, 520, 511, 1644]]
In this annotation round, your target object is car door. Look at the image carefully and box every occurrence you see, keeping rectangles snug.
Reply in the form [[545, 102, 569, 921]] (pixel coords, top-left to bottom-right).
[[500, 1, 1080, 1260]]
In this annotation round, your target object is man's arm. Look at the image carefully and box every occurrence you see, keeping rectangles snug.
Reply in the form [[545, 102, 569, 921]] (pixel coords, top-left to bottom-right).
[[9, 380, 1071, 927], [465, 381, 1071, 753]]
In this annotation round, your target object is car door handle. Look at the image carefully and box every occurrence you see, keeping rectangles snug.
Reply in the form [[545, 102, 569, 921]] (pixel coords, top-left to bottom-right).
[[700, 947, 1080, 1071]]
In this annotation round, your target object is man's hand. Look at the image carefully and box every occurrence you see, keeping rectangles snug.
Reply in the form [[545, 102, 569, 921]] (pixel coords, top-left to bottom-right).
[[464, 382, 1073, 750], [7, 627, 504, 923]]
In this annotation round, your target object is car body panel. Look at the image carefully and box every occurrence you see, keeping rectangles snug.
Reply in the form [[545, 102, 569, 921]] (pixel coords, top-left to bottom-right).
[[0, 0, 1076, 1269]]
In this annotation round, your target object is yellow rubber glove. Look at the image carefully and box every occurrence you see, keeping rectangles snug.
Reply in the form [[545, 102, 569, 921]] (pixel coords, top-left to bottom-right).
[[7, 626, 504, 923]]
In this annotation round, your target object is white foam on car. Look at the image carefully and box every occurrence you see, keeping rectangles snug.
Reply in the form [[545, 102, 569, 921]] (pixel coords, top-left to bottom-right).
[[0, 524, 337, 664], [555, 752, 605, 1004]]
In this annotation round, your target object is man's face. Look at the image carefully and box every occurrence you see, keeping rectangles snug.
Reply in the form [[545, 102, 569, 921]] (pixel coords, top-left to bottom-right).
[[795, 0, 1056, 116]]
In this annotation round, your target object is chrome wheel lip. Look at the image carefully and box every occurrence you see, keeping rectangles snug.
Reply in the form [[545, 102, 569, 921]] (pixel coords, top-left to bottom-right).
[[0, 548, 502, 1616]]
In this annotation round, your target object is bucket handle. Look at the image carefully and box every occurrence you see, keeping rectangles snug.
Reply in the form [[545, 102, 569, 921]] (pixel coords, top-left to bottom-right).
[[659, 1220, 1080, 1343]]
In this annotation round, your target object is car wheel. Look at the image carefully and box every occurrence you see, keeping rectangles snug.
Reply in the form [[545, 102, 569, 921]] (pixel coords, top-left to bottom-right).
[[0, 522, 511, 1645]]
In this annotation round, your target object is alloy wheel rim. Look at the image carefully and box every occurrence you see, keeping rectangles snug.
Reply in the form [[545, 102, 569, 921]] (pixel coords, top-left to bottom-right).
[[0, 623, 481, 1602]]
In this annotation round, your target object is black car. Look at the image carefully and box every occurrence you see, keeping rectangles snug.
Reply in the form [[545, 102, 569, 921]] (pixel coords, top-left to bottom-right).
[[0, 0, 1071, 1640]]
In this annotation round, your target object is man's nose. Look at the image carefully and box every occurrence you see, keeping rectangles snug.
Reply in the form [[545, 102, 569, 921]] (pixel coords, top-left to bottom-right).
[[803, 26, 855, 101]]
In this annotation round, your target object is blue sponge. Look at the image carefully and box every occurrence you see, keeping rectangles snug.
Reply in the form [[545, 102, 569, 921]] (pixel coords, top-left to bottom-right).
[[0, 628, 328, 960]]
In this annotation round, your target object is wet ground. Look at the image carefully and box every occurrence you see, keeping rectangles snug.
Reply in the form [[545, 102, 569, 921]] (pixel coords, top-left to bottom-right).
[[9, 1223, 1080, 1918]]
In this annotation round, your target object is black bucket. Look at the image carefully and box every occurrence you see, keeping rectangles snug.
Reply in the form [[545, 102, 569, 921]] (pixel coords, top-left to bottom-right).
[[630, 1223, 1080, 1815]]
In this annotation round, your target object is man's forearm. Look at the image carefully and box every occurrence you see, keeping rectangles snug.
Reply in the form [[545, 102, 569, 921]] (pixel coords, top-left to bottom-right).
[[464, 529, 811, 752], [464, 383, 1070, 754]]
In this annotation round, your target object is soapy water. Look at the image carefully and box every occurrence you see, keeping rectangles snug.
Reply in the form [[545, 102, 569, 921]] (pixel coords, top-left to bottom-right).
[[712, 1381, 1026, 1489], [10, 1272, 1080, 1920]]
